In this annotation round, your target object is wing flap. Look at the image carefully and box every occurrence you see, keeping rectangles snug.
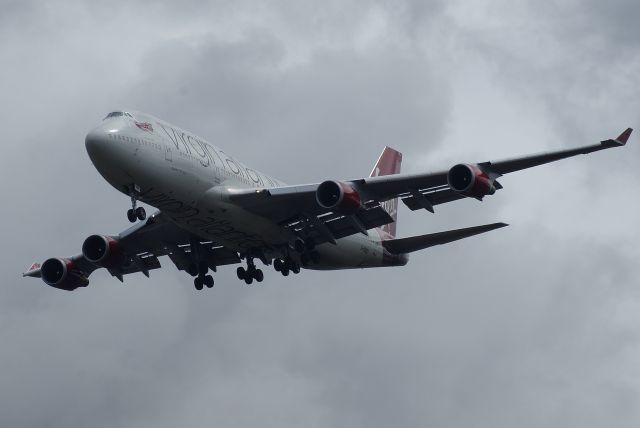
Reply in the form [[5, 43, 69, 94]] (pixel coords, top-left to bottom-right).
[[401, 188, 467, 212]]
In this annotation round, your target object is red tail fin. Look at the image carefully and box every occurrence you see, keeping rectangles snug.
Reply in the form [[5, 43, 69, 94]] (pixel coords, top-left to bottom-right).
[[370, 146, 402, 239]]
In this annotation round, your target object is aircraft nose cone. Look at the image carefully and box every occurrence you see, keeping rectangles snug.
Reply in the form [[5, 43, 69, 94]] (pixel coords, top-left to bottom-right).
[[85, 129, 109, 161], [85, 126, 132, 186]]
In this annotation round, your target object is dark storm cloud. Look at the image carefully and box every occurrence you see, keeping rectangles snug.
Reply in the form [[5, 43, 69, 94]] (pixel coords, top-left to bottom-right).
[[2, 1, 640, 427]]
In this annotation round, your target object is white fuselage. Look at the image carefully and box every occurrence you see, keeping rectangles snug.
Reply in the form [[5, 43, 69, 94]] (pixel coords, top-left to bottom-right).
[[85, 112, 407, 270]]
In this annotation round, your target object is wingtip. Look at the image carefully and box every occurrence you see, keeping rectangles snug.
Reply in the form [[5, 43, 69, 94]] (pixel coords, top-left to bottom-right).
[[616, 128, 633, 145]]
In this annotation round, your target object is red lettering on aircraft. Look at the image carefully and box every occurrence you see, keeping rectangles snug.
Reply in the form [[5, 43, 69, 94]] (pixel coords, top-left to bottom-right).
[[135, 122, 154, 132]]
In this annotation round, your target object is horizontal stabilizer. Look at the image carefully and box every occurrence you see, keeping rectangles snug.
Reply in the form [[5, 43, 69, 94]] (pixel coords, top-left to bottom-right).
[[382, 222, 508, 254]]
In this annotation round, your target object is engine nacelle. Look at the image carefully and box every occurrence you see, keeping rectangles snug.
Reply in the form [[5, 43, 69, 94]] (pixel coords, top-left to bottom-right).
[[316, 180, 362, 215], [82, 235, 121, 267], [41, 258, 89, 291], [447, 164, 497, 200]]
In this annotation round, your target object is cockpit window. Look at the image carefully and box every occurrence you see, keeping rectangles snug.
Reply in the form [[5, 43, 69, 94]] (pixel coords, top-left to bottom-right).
[[104, 111, 133, 119], [104, 111, 124, 119]]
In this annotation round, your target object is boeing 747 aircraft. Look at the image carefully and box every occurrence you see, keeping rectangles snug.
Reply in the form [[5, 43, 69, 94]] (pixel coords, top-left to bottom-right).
[[23, 111, 632, 290]]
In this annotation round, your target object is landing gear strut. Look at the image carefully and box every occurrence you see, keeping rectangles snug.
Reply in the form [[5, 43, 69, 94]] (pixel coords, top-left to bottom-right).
[[189, 246, 214, 290], [237, 258, 264, 285], [294, 238, 315, 253], [126, 185, 146, 223]]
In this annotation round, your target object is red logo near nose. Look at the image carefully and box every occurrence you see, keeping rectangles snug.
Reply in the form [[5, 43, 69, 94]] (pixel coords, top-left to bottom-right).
[[135, 122, 153, 132]]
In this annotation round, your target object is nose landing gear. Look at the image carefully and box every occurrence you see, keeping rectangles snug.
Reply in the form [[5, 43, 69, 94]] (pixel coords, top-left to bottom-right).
[[126, 185, 146, 223]]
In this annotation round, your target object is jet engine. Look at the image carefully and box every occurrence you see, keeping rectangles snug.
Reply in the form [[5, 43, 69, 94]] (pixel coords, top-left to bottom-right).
[[41, 258, 89, 291], [82, 235, 122, 267], [447, 164, 497, 200], [316, 180, 362, 215]]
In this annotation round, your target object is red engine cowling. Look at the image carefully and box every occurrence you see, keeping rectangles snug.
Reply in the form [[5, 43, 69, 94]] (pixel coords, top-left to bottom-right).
[[82, 235, 122, 267], [316, 180, 362, 215], [447, 164, 496, 200], [40, 258, 89, 291]]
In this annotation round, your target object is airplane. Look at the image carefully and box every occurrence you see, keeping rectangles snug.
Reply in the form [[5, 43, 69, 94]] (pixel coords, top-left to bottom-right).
[[22, 110, 633, 291]]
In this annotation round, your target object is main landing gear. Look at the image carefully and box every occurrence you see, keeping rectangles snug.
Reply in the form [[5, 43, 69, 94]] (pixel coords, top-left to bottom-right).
[[236, 259, 264, 285], [126, 185, 146, 223], [190, 261, 214, 290], [273, 258, 300, 276], [292, 238, 318, 267]]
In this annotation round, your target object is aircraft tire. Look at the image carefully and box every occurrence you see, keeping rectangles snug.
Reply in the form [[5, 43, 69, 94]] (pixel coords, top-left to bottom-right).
[[205, 275, 214, 288], [237, 266, 246, 280], [244, 276, 253, 285], [282, 269, 289, 277], [255, 269, 264, 282], [127, 209, 136, 223], [194, 277, 204, 290], [136, 207, 146, 221], [292, 265, 300, 274]]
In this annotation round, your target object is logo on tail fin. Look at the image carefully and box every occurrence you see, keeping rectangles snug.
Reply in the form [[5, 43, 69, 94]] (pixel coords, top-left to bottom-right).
[[371, 146, 402, 239]]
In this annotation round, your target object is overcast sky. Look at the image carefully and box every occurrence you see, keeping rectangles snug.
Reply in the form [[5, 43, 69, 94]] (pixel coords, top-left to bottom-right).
[[2, 1, 640, 427]]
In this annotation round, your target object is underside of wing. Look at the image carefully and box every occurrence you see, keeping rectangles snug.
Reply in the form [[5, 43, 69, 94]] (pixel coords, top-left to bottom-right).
[[25, 211, 244, 290]]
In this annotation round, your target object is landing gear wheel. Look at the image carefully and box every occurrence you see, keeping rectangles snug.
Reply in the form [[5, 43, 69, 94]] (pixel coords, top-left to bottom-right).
[[274, 259, 284, 272], [255, 269, 264, 283], [127, 209, 136, 223], [204, 275, 214, 288], [237, 266, 246, 280], [282, 269, 289, 277], [135, 206, 146, 221], [292, 264, 300, 274], [194, 277, 204, 290], [244, 276, 253, 285]]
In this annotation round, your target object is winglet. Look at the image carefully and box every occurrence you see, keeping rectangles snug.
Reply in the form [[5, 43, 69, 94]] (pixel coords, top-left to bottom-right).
[[615, 128, 633, 145], [601, 128, 632, 147]]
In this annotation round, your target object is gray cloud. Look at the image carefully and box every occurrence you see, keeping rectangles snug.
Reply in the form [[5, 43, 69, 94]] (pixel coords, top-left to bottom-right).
[[2, 0, 640, 427]]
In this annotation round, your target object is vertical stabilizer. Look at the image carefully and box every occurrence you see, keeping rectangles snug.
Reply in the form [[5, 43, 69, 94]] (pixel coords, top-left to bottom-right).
[[370, 146, 402, 239]]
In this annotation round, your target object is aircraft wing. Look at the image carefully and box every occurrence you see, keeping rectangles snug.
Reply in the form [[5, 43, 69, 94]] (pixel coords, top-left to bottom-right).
[[23, 211, 241, 290], [360, 127, 632, 205], [217, 128, 631, 244]]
